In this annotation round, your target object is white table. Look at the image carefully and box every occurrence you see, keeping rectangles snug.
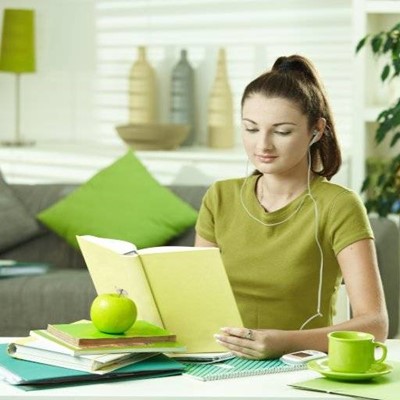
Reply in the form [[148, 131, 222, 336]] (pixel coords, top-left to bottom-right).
[[1, 338, 398, 400]]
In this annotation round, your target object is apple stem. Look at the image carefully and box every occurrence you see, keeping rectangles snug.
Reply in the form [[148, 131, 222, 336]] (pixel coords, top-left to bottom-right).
[[116, 288, 128, 298]]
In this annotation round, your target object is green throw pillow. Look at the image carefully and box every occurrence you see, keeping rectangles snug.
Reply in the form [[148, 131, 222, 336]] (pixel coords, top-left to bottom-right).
[[37, 151, 198, 249]]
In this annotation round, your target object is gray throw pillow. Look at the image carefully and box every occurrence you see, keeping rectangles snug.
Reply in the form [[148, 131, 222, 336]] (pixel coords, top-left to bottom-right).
[[0, 171, 41, 252]]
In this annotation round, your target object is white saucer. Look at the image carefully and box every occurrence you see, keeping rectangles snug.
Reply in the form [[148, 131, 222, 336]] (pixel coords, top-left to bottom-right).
[[307, 358, 393, 381]]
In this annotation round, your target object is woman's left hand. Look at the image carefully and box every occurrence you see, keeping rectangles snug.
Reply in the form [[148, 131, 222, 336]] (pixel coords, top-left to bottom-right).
[[214, 327, 284, 360]]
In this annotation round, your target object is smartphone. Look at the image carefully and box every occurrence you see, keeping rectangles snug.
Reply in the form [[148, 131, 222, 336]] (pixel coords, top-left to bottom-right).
[[280, 350, 327, 365]]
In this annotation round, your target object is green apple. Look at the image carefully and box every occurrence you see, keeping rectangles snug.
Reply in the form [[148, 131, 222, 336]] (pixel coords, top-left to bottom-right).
[[90, 290, 137, 334]]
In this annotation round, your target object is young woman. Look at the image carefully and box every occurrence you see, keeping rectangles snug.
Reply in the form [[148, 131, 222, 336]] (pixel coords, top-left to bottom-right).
[[195, 55, 388, 359]]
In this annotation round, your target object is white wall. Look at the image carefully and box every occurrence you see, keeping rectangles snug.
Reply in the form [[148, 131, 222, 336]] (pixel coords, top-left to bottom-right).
[[0, 0, 354, 153], [0, 0, 96, 144], [94, 0, 353, 150]]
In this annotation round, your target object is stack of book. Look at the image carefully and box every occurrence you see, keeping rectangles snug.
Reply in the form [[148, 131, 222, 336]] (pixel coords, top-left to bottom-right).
[[9, 319, 185, 373], [0, 319, 186, 386]]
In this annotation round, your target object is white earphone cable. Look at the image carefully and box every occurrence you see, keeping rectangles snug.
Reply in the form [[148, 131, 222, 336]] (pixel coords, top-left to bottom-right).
[[239, 164, 307, 227], [240, 149, 324, 330], [299, 149, 324, 330]]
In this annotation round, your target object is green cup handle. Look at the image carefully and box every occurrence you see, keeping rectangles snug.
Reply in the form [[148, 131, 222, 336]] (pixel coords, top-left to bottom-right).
[[373, 341, 387, 363]]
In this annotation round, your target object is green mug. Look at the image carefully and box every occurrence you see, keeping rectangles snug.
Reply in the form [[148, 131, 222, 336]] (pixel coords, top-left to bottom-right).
[[328, 331, 387, 373]]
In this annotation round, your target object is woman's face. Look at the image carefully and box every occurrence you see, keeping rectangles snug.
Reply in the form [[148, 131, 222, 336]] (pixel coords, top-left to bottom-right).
[[241, 94, 313, 177]]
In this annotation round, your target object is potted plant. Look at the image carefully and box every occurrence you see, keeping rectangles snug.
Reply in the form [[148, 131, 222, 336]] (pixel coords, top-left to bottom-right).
[[356, 22, 400, 217]]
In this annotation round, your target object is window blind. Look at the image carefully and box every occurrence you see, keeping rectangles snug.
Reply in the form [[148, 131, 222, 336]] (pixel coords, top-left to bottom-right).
[[94, 0, 353, 148]]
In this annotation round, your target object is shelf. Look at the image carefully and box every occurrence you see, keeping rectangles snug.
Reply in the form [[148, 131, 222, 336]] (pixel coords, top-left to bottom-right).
[[352, 0, 400, 191], [0, 142, 247, 165], [366, 1, 400, 14], [0, 141, 351, 188], [364, 106, 385, 122], [0, 142, 248, 185]]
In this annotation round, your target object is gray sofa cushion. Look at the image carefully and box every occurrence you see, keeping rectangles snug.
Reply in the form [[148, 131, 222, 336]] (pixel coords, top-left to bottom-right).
[[0, 270, 96, 337], [369, 217, 400, 338], [0, 172, 41, 252], [2, 184, 86, 269]]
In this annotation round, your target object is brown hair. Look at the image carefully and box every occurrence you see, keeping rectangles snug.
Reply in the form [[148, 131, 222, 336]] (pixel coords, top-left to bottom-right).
[[241, 55, 341, 180]]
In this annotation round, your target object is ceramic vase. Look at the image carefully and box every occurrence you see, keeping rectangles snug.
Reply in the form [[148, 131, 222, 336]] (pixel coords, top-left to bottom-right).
[[207, 48, 234, 149], [170, 49, 196, 146], [129, 46, 157, 124]]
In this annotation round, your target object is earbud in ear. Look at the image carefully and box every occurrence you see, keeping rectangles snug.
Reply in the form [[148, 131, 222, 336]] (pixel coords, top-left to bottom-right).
[[309, 131, 319, 147]]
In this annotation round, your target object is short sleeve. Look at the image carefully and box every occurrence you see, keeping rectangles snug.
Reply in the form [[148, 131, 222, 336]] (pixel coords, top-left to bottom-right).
[[328, 190, 374, 255]]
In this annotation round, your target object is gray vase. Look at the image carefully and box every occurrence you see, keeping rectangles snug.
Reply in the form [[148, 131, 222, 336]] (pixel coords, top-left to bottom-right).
[[170, 49, 195, 146]]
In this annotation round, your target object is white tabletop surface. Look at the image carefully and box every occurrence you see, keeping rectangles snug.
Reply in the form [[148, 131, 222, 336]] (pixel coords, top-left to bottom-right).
[[1, 337, 398, 400]]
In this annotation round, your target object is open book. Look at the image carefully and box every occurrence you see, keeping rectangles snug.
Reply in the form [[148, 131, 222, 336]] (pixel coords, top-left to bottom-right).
[[77, 235, 243, 353]]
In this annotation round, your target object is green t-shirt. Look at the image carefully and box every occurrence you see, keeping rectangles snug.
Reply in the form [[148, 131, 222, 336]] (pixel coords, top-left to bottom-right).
[[195, 175, 374, 330]]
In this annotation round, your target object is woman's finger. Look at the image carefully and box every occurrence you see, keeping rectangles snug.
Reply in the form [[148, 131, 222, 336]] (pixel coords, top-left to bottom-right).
[[215, 337, 262, 358], [220, 327, 257, 341]]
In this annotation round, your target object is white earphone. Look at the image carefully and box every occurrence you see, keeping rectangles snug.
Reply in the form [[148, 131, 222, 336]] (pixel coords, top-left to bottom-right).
[[309, 130, 319, 147]]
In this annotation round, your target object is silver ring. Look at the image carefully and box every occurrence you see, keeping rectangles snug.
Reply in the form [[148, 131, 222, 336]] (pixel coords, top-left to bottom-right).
[[246, 329, 253, 340]]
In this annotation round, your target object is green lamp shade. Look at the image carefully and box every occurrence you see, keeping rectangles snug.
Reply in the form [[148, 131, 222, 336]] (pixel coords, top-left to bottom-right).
[[0, 9, 35, 73]]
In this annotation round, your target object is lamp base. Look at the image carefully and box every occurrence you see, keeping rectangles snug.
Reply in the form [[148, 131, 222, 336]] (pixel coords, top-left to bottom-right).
[[1, 140, 35, 147]]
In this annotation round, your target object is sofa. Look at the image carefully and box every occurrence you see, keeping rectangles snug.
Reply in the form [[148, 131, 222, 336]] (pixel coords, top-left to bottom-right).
[[1, 183, 399, 338]]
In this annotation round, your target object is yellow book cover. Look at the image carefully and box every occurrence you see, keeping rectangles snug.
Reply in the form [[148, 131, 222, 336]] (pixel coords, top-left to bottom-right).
[[77, 235, 243, 353]]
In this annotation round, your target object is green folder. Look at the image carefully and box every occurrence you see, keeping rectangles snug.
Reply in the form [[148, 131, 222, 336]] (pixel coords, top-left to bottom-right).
[[291, 360, 400, 400], [46, 319, 176, 346], [0, 343, 184, 389]]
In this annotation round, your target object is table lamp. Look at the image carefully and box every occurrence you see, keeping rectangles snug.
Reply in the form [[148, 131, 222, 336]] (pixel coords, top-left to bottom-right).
[[0, 9, 36, 146]]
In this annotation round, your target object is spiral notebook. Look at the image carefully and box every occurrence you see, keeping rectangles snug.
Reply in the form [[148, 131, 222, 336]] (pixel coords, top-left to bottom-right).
[[183, 357, 305, 381]]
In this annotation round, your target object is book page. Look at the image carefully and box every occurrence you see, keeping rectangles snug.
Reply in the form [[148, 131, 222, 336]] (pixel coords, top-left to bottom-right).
[[138, 246, 210, 254], [79, 235, 137, 255], [139, 247, 243, 353], [77, 236, 163, 327]]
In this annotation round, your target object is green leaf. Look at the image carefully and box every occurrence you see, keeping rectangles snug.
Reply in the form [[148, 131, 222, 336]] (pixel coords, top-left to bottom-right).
[[375, 120, 392, 144], [377, 109, 388, 122], [364, 199, 375, 214], [356, 36, 368, 53], [377, 173, 387, 186], [376, 197, 391, 217], [383, 35, 394, 53], [381, 64, 391, 81], [392, 110, 400, 129], [375, 103, 400, 144], [394, 40, 400, 61], [371, 35, 383, 53], [390, 132, 400, 147], [361, 176, 371, 192], [393, 59, 400, 77], [392, 153, 400, 166]]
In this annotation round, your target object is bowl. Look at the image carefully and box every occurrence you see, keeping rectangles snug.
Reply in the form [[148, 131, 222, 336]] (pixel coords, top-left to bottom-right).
[[116, 123, 190, 150]]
